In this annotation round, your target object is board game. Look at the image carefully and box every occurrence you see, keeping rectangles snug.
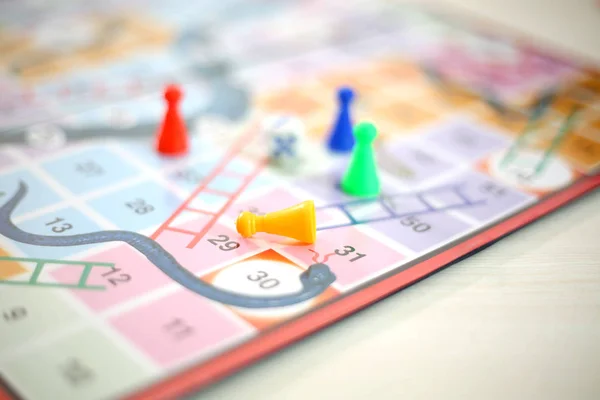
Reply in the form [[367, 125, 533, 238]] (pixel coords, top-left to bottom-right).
[[1, 0, 600, 399]]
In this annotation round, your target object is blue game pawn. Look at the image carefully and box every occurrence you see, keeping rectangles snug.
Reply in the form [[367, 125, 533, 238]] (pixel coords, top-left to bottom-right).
[[327, 87, 355, 153]]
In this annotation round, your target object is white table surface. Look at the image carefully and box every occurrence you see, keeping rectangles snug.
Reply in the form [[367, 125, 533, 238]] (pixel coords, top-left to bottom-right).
[[194, 2, 600, 399]]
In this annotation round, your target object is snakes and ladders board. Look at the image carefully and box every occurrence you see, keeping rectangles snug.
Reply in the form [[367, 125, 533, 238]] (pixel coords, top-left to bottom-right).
[[1, 1, 600, 399]]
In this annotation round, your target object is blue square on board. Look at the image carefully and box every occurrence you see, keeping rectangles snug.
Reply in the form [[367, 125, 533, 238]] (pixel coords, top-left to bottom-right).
[[87, 180, 182, 232], [0, 169, 62, 218], [40, 146, 141, 195], [11, 206, 103, 259]]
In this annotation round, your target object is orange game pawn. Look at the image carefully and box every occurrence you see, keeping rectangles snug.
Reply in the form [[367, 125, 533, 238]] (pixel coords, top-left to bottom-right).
[[236, 200, 317, 244], [156, 84, 189, 156]]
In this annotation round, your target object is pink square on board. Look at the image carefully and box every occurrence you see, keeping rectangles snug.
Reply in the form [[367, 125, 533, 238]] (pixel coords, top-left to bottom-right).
[[282, 226, 405, 289], [156, 220, 260, 275], [169, 210, 214, 232], [109, 287, 253, 367], [51, 244, 173, 312]]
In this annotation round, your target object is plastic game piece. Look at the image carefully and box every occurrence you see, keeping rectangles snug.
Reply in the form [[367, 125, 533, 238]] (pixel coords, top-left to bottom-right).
[[340, 121, 381, 197], [156, 84, 189, 156], [236, 200, 316, 244], [263, 114, 305, 167], [327, 86, 355, 153]]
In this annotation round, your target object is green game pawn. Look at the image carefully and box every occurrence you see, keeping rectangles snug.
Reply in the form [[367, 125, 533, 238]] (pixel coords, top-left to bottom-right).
[[341, 122, 381, 197]]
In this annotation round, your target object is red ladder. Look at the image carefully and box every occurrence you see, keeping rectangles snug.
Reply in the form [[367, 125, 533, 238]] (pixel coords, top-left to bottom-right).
[[151, 122, 267, 248]]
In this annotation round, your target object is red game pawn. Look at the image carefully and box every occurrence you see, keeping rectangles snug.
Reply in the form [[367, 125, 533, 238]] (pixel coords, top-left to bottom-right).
[[156, 84, 189, 156]]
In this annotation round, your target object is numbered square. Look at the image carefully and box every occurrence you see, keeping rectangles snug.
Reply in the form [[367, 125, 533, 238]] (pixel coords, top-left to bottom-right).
[[282, 227, 406, 289], [0, 286, 82, 353], [369, 210, 473, 253], [40, 146, 141, 195], [109, 287, 254, 367], [156, 221, 261, 275], [202, 249, 340, 329], [10, 207, 103, 259], [51, 244, 173, 312], [1, 328, 150, 400], [88, 180, 181, 232]]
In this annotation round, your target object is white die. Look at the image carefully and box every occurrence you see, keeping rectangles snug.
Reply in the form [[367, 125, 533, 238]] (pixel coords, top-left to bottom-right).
[[262, 114, 305, 166]]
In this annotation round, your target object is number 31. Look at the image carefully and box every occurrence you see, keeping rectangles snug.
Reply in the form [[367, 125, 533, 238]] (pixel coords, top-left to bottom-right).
[[334, 246, 366, 262]]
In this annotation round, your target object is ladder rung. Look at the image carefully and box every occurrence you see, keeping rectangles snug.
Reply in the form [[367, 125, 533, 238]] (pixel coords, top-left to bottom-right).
[[203, 188, 233, 197], [416, 193, 434, 211], [220, 170, 245, 179], [338, 205, 357, 224], [164, 226, 199, 236], [184, 207, 215, 216], [379, 198, 397, 217]]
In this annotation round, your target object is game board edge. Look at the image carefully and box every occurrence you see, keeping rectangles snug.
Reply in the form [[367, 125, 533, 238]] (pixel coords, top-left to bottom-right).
[[1, 3, 600, 399], [116, 175, 600, 400]]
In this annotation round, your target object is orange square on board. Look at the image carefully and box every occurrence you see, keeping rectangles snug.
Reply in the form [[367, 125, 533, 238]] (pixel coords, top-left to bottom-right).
[[551, 95, 588, 115], [370, 99, 440, 131], [556, 133, 600, 171], [318, 67, 384, 93], [578, 75, 600, 95], [369, 58, 424, 82], [256, 87, 322, 116], [0, 249, 28, 280], [416, 83, 479, 113], [475, 106, 529, 135], [201, 249, 339, 330]]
